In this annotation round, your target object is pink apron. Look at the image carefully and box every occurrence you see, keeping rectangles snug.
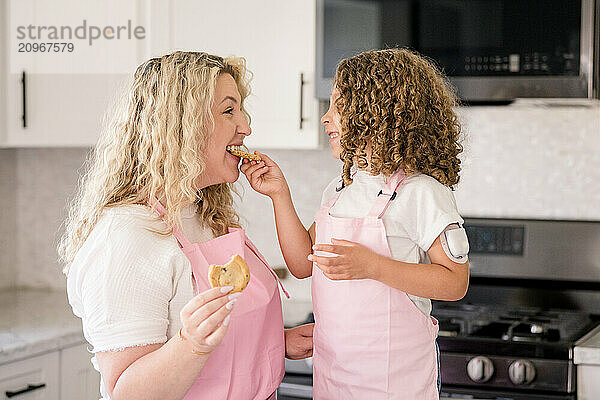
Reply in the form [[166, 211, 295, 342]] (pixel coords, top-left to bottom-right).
[[153, 201, 289, 400], [312, 169, 440, 399]]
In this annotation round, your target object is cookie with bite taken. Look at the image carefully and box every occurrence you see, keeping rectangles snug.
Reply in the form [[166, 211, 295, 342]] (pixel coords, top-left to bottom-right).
[[208, 254, 251, 293], [226, 144, 261, 161]]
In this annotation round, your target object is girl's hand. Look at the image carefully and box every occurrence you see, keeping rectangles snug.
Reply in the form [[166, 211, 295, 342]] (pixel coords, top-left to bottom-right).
[[309, 238, 381, 280], [240, 152, 289, 201], [179, 286, 240, 354]]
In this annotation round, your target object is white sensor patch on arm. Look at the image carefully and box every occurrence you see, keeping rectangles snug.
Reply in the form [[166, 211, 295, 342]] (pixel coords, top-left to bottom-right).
[[439, 224, 469, 264]]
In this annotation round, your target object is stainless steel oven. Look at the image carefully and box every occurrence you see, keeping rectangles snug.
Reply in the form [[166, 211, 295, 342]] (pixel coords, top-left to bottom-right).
[[278, 358, 313, 399], [316, 0, 600, 102], [433, 218, 600, 399]]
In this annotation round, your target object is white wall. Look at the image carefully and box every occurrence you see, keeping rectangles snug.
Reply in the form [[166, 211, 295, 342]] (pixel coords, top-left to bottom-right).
[[0, 102, 599, 291]]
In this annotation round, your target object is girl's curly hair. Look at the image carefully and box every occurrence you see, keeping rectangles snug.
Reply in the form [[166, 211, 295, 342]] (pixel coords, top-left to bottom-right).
[[334, 48, 463, 188]]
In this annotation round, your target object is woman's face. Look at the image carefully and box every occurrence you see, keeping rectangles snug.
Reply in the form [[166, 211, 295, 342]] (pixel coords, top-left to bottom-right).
[[198, 73, 252, 188], [321, 88, 343, 159]]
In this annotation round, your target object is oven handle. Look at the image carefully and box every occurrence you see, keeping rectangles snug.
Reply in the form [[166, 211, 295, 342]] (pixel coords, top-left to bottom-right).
[[441, 398, 489, 400], [277, 382, 313, 399]]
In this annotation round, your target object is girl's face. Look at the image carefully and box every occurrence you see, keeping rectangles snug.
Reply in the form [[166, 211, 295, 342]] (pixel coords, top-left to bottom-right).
[[321, 88, 343, 159], [197, 73, 252, 188]]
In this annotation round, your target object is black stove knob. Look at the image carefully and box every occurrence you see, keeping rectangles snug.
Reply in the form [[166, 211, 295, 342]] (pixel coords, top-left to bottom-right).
[[466, 356, 494, 383], [509, 359, 536, 385]]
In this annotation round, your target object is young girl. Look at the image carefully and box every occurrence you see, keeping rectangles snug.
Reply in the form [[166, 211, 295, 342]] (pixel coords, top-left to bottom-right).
[[242, 48, 469, 399]]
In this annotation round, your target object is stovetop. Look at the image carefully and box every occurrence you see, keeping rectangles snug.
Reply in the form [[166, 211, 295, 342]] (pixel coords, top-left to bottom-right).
[[431, 302, 597, 359]]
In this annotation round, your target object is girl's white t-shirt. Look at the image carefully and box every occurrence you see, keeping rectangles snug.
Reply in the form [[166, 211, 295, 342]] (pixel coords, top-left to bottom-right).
[[320, 170, 464, 316], [66, 203, 212, 399]]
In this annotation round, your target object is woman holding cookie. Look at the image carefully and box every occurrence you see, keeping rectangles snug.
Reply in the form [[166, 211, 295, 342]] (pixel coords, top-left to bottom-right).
[[59, 51, 312, 400]]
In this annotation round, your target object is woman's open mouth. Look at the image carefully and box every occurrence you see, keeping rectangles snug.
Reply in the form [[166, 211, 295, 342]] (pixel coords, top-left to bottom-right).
[[225, 145, 246, 164], [226, 145, 247, 155]]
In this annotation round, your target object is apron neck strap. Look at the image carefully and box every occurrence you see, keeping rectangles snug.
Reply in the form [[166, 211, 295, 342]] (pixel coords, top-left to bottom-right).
[[148, 197, 193, 249], [326, 170, 358, 210], [367, 169, 407, 218]]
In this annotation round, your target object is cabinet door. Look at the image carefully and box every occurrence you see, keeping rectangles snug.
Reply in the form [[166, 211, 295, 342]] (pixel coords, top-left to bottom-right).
[[5, 73, 127, 147], [60, 343, 100, 400], [2, 0, 143, 147], [0, 351, 60, 400], [154, 0, 320, 149]]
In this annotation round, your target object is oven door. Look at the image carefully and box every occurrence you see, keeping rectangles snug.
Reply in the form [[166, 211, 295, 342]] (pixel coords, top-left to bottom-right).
[[277, 374, 313, 400], [441, 386, 576, 400]]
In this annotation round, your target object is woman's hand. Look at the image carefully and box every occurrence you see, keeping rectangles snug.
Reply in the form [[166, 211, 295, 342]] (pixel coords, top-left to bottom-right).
[[309, 238, 382, 280], [284, 323, 314, 359], [179, 286, 240, 354], [240, 152, 289, 201]]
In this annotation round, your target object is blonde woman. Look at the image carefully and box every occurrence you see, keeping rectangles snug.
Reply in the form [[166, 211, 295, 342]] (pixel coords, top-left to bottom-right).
[[60, 51, 313, 400]]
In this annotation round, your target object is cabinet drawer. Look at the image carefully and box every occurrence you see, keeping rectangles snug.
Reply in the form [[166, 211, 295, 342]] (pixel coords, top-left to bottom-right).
[[0, 352, 59, 400]]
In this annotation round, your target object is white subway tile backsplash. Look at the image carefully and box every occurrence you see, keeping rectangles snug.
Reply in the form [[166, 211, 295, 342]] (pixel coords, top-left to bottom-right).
[[455, 104, 600, 219]]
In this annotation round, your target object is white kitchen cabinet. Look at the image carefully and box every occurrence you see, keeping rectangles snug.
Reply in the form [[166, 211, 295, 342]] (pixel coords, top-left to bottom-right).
[[0, 344, 99, 400], [1, 0, 144, 147], [0, 0, 7, 144], [148, 0, 320, 149], [60, 343, 100, 400], [0, 351, 60, 400], [4, 73, 128, 147]]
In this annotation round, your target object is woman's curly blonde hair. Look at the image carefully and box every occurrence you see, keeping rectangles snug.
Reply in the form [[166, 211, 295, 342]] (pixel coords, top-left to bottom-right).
[[59, 51, 251, 272], [334, 48, 463, 188]]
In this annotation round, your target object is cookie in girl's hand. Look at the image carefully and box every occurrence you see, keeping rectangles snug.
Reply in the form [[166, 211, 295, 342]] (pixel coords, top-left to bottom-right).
[[226, 145, 261, 161], [208, 255, 251, 293]]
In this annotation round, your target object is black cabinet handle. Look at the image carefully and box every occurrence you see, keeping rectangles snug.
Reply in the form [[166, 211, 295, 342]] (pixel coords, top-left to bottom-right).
[[21, 70, 27, 128], [299, 72, 306, 129], [6, 383, 46, 398]]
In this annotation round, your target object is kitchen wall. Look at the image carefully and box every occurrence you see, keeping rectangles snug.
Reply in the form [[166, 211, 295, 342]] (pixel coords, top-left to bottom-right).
[[0, 101, 599, 294], [0, 149, 16, 288]]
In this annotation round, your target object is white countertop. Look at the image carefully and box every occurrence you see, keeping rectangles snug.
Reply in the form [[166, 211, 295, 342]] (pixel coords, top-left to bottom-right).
[[574, 324, 600, 365], [0, 289, 85, 365], [0, 282, 311, 366]]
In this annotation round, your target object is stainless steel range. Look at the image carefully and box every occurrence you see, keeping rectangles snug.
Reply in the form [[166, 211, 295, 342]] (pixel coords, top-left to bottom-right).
[[279, 218, 600, 399], [434, 304, 595, 399]]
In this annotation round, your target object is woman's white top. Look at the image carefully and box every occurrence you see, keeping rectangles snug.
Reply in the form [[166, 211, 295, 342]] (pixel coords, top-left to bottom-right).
[[66, 203, 212, 399], [320, 171, 464, 316]]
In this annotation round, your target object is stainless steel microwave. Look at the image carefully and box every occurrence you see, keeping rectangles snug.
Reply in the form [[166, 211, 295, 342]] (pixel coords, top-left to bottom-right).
[[316, 0, 599, 102]]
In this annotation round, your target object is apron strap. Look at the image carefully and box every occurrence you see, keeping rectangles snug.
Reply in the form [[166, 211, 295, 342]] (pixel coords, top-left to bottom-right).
[[325, 171, 358, 210], [148, 198, 193, 249], [366, 169, 407, 219]]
